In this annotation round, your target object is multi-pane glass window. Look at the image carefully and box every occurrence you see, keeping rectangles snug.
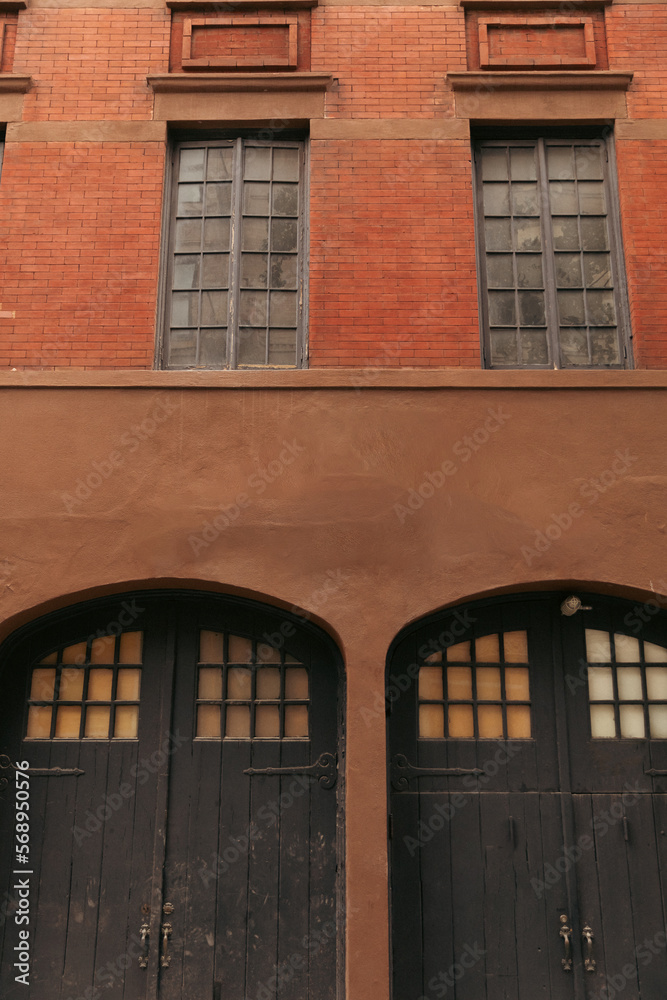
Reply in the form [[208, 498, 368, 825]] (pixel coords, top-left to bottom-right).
[[196, 629, 310, 739], [586, 629, 667, 738], [25, 632, 143, 739], [475, 137, 629, 369], [418, 630, 532, 739], [163, 138, 305, 370]]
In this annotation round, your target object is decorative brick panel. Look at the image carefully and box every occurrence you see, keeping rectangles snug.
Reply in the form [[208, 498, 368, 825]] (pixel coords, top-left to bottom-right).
[[182, 16, 298, 70], [478, 17, 597, 69]]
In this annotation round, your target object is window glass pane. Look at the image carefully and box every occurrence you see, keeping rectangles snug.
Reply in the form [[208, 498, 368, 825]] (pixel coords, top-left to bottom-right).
[[177, 184, 204, 217], [614, 634, 640, 662], [590, 329, 619, 365], [59, 668, 84, 700], [271, 220, 298, 253], [271, 254, 298, 290], [558, 291, 585, 326], [619, 704, 645, 738], [481, 148, 508, 180], [174, 219, 202, 252], [505, 667, 530, 700], [62, 642, 87, 665], [198, 704, 222, 738], [552, 217, 580, 250], [555, 254, 583, 288], [179, 148, 206, 182], [448, 704, 473, 737], [273, 147, 300, 182], [199, 666, 223, 700], [85, 705, 110, 738], [238, 329, 267, 365], [55, 705, 81, 738], [87, 668, 113, 701], [205, 183, 232, 216], [488, 291, 516, 326], [580, 217, 609, 251], [483, 184, 510, 216], [27, 705, 52, 738], [203, 217, 230, 252], [30, 668, 56, 701], [206, 145, 233, 180], [588, 667, 614, 701], [285, 667, 309, 699], [225, 704, 251, 738], [475, 634, 500, 661], [513, 218, 541, 251], [511, 183, 538, 216], [420, 704, 445, 738], [39, 651, 58, 665], [587, 290, 616, 326], [516, 256, 543, 288], [583, 254, 612, 288], [574, 145, 603, 180], [490, 331, 517, 365], [241, 254, 268, 289], [244, 146, 272, 180], [117, 668, 141, 701], [478, 705, 503, 738], [244, 182, 270, 216], [284, 704, 309, 737], [477, 667, 501, 700], [90, 636, 115, 663], [578, 182, 605, 215], [503, 631, 528, 662], [167, 329, 197, 367], [486, 255, 513, 288], [484, 218, 512, 251], [447, 666, 472, 699], [240, 290, 268, 327], [272, 184, 299, 217], [257, 667, 281, 699], [270, 291, 297, 327], [590, 703, 616, 738], [227, 667, 252, 699], [547, 146, 574, 180], [242, 218, 269, 252], [509, 147, 536, 180], [560, 328, 589, 365], [201, 291, 228, 326], [268, 332, 297, 366], [114, 705, 139, 739], [507, 705, 531, 738], [520, 330, 549, 365], [617, 668, 643, 700], [257, 643, 281, 664], [171, 292, 199, 328], [645, 642, 667, 663], [200, 629, 224, 662], [649, 706, 667, 738], [518, 290, 545, 326], [447, 641, 471, 662], [255, 704, 280, 738]]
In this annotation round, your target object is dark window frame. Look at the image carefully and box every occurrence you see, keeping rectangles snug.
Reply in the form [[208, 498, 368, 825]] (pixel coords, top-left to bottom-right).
[[473, 131, 632, 369], [157, 133, 309, 371]]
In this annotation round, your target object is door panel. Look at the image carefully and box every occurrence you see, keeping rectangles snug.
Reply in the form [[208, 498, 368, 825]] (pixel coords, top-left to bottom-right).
[[389, 593, 667, 1000], [0, 593, 342, 1000]]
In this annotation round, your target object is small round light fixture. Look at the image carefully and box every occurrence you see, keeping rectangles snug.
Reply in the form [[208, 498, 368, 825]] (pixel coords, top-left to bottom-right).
[[560, 595, 593, 616]]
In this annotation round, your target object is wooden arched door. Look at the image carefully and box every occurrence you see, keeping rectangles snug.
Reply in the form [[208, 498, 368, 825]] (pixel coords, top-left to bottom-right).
[[0, 592, 343, 1000], [388, 592, 667, 1000]]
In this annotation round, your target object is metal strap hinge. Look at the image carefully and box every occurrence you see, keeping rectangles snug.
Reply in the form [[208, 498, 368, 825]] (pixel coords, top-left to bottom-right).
[[244, 752, 337, 789], [391, 754, 483, 791]]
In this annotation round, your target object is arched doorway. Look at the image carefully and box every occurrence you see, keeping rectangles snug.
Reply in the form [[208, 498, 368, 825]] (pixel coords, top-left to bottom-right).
[[388, 591, 667, 1000], [0, 590, 344, 1000]]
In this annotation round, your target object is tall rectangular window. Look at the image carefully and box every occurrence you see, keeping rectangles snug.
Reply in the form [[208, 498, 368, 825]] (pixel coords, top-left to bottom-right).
[[474, 137, 630, 369], [161, 137, 306, 369]]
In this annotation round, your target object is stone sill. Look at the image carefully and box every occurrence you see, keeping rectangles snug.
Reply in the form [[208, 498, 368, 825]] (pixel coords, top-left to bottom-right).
[[0, 75, 32, 93], [168, 0, 318, 7], [448, 70, 633, 90], [1, 369, 666, 389], [0, 1, 25, 8], [147, 72, 332, 92], [461, 0, 611, 6]]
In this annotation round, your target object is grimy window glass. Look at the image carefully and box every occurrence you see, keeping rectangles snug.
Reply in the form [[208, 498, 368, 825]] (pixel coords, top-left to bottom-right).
[[475, 138, 629, 369], [163, 138, 305, 370]]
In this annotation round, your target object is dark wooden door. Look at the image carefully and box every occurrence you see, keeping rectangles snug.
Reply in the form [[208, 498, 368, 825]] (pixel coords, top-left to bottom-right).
[[0, 593, 341, 1000], [388, 593, 667, 1000]]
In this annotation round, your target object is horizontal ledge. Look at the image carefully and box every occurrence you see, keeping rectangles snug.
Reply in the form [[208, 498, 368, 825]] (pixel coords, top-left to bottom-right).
[[147, 72, 333, 92], [0, 75, 32, 93], [462, 0, 611, 6], [0, 368, 665, 389], [0, 0, 25, 8], [168, 0, 318, 6], [448, 70, 633, 90]]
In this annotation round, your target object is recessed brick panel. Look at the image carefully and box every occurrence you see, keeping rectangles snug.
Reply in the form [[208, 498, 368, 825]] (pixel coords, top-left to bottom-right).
[[182, 17, 298, 70], [479, 17, 596, 69]]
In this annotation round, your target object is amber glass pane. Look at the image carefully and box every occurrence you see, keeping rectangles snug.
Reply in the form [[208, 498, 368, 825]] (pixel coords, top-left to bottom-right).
[[256, 643, 281, 664], [227, 667, 252, 699], [614, 634, 640, 663], [423, 651, 442, 664], [649, 706, 667, 738], [228, 634, 253, 662], [117, 668, 141, 701], [27, 705, 52, 738], [199, 667, 223, 700], [503, 631, 528, 663], [447, 667, 472, 700], [90, 636, 115, 664], [588, 667, 613, 701], [85, 706, 110, 738], [198, 704, 222, 738], [257, 667, 281, 699], [446, 642, 471, 662], [30, 668, 55, 701], [285, 654, 301, 665], [507, 705, 531, 738], [55, 705, 81, 738], [62, 642, 87, 665], [476, 635, 500, 661], [478, 705, 504, 738], [646, 668, 667, 700], [39, 651, 58, 665], [586, 629, 611, 663], [225, 704, 251, 738], [58, 668, 84, 701], [477, 667, 502, 700], [619, 704, 644, 738], [119, 631, 143, 664], [88, 669, 113, 701], [617, 667, 642, 701], [448, 704, 474, 738], [285, 667, 309, 699], [285, 704, 309, 737], [256, 705, 280, 738], [590, 703, 616, 737], [114, 705, 139, 738], [420, 704, 445, 738], [200, 630, 224, 663], [505, 667, 530, 701], [419, 667, 443, 700], [644, 642, 667, 663]]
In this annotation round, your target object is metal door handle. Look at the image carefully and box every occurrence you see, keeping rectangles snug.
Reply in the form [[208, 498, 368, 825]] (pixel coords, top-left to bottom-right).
[[582, 924, 596, 971], [139, 922, 150, 968], [559, 914, 573, 971], [160, 923, 172, 968]]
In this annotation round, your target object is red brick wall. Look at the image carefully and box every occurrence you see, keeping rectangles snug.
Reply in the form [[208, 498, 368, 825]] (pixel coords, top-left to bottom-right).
[[0, 142, 163, 368], [308, 139, 480, 367], [0, 2, 665, 369]]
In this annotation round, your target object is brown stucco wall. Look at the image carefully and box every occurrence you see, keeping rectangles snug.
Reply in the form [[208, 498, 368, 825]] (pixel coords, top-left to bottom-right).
[[1, 378, 666, 999]]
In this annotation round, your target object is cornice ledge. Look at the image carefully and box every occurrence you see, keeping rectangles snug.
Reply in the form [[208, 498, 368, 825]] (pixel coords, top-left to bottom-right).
[[167, 0, 317, 7], [147, 72, 333, 93], [447, 70, 633, 91], [461, 0, 611, 6], [0, 75, 32, 93], [0, 0, 26, 8]]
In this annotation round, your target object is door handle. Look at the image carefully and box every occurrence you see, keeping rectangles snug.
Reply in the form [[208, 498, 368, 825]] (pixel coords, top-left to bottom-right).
[[582, 924, 596, 971], [161, 902, 175, 969], [139, 904, 150, 968], [559, 914, 573, 971]]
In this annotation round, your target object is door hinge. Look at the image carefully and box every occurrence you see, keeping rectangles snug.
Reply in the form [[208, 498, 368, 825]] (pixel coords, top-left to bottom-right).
[[244, 752, 337, 789]]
